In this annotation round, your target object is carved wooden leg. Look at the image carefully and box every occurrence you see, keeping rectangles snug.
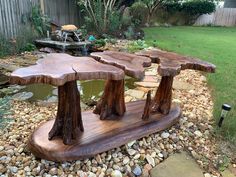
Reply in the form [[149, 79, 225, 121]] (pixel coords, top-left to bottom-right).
[[94, 79, 126, 120], [48, 81, 84, 145], [152, 76, 174, 114], [142, 90, 152, 120]]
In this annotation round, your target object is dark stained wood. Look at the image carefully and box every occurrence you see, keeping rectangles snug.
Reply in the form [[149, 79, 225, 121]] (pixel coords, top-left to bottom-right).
[[48, 81, 83, 145], [152, 76, 174, 114], [9, 53, 126, 145], [93, 79, 126, 120], [142, 90, 152, 120], [28, 101, 181, 162], [10, 53, 125, 86], [90, 51, 151, 119], [136, 48, 216, 114], [136, 48, 216, 76], [91, 51, 152, 80]]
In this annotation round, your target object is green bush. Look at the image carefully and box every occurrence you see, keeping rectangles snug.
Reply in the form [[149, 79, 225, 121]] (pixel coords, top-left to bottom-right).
[[163, 0, 216, 24], [130, 1, 148, 26], [30, 6, 50, 36], [94, 39, 106, 48], [128, 40, 148, 53], [15, 26, 39, 53], [164, 0, 216, 15], [182, 0, 216, 16], [0, 26, 38, 57], [77, 0, 124, 36], [0, 34, 12, 57]]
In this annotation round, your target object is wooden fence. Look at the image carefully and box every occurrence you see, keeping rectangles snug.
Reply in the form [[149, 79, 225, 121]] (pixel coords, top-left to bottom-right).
[[195, 8, 236, 26], [0, 0, 81, 39]]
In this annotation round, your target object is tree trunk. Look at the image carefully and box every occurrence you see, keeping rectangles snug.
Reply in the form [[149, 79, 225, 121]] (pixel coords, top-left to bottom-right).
[[152, 76, 174, 114], [94, 79, 126, 120], [147, 11, 152, 25], [48, 81, 84, 145]]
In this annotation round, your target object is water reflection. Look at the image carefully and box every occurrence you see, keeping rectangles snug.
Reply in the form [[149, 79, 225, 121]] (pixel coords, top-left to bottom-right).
[[19, 77, 137, 103]]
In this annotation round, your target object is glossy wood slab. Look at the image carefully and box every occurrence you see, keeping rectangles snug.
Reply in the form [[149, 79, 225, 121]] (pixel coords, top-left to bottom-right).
[[91, 51, 152, 79], [136, 48, 216, 76], [10, 53, 124, 86], [28, 101, 181, 162]]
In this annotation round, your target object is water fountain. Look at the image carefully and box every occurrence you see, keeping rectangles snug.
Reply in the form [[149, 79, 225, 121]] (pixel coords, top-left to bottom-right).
[[35, 25, 92, 54]]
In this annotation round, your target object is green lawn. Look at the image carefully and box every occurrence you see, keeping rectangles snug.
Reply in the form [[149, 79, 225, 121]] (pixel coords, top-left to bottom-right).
[[144, 26, 236, 143]]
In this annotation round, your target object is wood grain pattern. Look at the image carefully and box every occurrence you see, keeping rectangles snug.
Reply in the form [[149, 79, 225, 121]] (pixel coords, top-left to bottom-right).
[[142, 90, 152, 120], [93, 80, 126, 120], [136, 48, 216, 76], [91, 51, 152, 80], [28, 101, 181, 162], [48, 81, 83, 145], [10, 53, 125, 86], [152, 76, 174, 114], [136, 48, 216, 114]]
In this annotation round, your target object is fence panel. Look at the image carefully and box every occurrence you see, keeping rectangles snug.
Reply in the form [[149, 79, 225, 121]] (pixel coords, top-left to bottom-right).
[[0, 0, 81, 39], [195, 8, 236, 26]]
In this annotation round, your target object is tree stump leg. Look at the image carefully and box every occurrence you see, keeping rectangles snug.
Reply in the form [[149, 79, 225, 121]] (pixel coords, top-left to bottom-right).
[[94, 79, 126, 120], [152, 76, 174, 114], [142, 90, 152, 120], [48, 81, 84, 145]]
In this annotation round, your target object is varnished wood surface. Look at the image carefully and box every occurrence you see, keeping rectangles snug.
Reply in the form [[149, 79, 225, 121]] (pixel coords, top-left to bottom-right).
[[10, 53, 125, 86], [94, 80, 126, 119], [90, 51, 152, 79], [136, 48, 216, 76], [28, 100, 181, 162], [48, 81, 84, 145]]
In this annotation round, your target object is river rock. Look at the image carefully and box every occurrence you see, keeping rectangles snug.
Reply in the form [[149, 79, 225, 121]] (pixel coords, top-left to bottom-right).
[[123, 156, 130, 165], [12, 92, 33, 101], [49, 167, 58, 175], [161, 132, 170, 139], [194, 130, 203, 137], [146, 154, 155, 167], [0, 164, 6, 174], [132, 165, 142, 176], [127, 149, 136, 156], [111, 170, 122, 177], [9, 166, 18, 173]]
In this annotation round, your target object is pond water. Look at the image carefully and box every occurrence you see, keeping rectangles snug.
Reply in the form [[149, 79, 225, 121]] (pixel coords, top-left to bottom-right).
[[19, 77, 137, 103]]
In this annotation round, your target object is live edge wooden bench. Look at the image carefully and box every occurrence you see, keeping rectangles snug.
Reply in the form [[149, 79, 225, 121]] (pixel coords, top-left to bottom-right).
[[9, 50, 215, 162]]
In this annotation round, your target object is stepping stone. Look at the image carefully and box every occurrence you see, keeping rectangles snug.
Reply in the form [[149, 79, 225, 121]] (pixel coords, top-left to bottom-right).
[[134, 82, 159, 88], [125, 89, 145, 99], [150, 151, 204, 177], [143, 75, 158, 82]]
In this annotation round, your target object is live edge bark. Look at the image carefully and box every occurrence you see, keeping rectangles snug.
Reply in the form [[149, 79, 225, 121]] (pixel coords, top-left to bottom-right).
[[48, 81, 84, 145], [152, 76, 174, 114], [94, 79, 126, 119]]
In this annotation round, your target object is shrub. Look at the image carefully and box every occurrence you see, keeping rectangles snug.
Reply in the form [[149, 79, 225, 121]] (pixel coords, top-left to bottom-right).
[[127, 40, 148, 52], [30, 6, 50, 36], [130, 2, 148, 26], [0, 26, 38, 57], [15, 26, 39, 53], [77, 0, 123, 36], [0, 34, 12, 57], [94, 39, 106, 48], [164, 0, 216, 24], [181, 0, 216, 16]]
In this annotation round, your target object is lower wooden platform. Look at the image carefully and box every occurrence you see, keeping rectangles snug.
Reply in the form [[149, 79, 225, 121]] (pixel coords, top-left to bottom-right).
[[28, 100, 181, 162]]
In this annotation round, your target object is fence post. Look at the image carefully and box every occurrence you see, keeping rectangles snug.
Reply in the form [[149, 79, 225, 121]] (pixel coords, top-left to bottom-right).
[[40, 0, 45, 14]]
